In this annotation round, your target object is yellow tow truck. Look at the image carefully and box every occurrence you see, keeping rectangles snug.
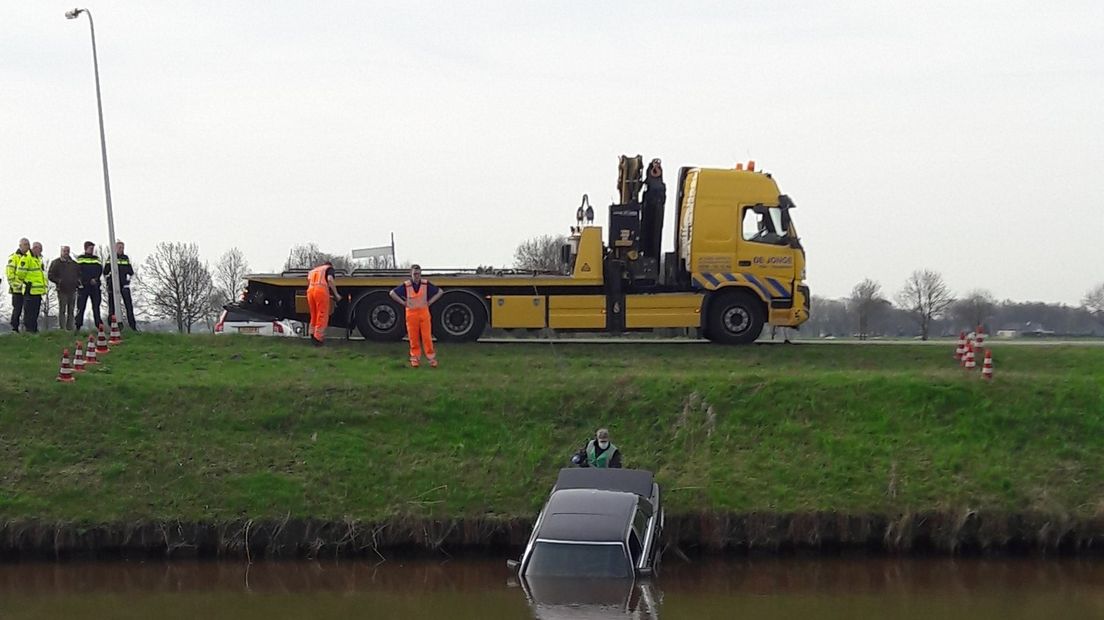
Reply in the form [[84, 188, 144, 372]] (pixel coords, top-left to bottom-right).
[[236, 156, 809, 344]]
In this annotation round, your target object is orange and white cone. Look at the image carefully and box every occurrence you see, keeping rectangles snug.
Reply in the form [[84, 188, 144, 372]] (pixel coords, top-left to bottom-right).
[[73, 341, 86, 372], [954, 331, 965, 360], [85, 333, 99, 365], [964, 344, 977, 370], [56, 348, 76, 383], [109, 315, 123, 345], [975, 325, 985, 349], [96, 324, 110, 354], [982, 350, 993, 380]]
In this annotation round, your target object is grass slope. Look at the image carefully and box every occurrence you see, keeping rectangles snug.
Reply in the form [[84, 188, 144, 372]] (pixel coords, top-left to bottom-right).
[[0, 333, 1101, 523]]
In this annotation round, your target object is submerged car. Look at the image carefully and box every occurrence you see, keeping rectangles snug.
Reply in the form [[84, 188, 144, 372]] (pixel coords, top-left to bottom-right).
[[509, 468, 663, 579]]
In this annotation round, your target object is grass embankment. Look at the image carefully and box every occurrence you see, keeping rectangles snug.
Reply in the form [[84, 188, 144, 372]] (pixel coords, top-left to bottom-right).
[[0, 334, 1102, 553]]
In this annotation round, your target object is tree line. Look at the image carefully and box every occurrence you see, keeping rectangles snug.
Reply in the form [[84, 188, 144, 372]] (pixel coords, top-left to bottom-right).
[[810, 271, 1104, 339]]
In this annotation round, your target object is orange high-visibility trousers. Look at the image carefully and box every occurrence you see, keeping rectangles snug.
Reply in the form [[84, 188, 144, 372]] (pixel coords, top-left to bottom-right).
[[406, 308, 435, 364], [307, 287, 330, 342]]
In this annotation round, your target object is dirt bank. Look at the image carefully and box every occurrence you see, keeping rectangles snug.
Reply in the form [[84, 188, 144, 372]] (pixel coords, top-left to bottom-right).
[[2, 511, 1101, 561]]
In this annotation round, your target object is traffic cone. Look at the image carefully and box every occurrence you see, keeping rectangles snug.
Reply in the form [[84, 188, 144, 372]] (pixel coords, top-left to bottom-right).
[[964, 343, 977, 370], [56, 348, 75, 383], [975, 325, 985, 349], [109, 315, 123, 345], [85, 333, 99, 365], [982, 349, 993, 380], [96, 324, 110, 354], [954, 331, 965, 360], [73, 340, 86, 372]]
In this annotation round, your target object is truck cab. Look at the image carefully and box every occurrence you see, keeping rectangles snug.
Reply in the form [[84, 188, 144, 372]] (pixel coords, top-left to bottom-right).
[[674, 166, 809, 337]]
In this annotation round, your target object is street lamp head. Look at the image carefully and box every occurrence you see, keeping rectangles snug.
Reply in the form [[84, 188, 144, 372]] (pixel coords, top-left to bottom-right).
[[65, 8, 86, 19]]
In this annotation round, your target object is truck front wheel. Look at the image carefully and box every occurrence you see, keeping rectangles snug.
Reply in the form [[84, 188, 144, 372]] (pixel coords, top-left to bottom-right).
[[706, 291, 764, 345]]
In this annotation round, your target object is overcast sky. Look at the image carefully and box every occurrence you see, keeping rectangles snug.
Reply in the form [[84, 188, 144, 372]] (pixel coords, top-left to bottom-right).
[[3, 1, 1102, 304]]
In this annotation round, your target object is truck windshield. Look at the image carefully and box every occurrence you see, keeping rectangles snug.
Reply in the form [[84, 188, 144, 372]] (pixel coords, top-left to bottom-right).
[[526, 541, 632, 579]]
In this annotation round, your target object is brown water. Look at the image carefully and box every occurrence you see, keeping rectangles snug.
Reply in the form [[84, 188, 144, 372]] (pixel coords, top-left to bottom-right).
[[0, 557, 1100, 619]]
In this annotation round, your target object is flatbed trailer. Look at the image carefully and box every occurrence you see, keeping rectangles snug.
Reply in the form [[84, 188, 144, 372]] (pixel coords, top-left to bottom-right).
[[237, 157, 810, 344]]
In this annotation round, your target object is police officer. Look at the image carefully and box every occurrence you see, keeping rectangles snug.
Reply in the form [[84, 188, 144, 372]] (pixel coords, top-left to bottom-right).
[[6, 238, 29, 332], [16, 242, 46, 333], [571, 428, 622, 468], [75, 241, 104, 331], [104, 240, 138, 331]]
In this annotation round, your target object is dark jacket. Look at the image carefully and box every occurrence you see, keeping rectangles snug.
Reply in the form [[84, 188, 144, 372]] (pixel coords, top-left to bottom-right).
[[76, 252, 102, 288], [48, 256, 81, 294], [103, 253, 135, 288]]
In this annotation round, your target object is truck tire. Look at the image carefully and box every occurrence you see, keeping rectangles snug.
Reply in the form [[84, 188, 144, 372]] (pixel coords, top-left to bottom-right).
[[355, 293, 405, 342], [433, 292, 487, 342], [706, 290, 764, 345]]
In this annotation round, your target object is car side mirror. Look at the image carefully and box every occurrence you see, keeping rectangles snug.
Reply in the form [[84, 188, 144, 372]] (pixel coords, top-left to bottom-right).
[[506, 559, 520, 571]]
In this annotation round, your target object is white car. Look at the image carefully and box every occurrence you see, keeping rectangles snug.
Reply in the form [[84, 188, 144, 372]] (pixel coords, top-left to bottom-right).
[[214, 308, 302, 337]]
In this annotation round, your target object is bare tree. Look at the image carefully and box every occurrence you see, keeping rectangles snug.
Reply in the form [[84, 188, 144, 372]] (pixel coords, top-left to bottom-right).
[[214, 247, 250, 306], [141, 242, 215, 333], [848, 278, 883, 340], [896, 270, 955, 340], [952, 289, 997, 331], [1084, 282, 1104, 326], [514, 235, 566, 272], [284, 243, 353, 272]]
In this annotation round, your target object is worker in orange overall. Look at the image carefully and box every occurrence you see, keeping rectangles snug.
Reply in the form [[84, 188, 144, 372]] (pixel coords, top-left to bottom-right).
[[307, 261, 341, 346], [389, 264, 443, 367]]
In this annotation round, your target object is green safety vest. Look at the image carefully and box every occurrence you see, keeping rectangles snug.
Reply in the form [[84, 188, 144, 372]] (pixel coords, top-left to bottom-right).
[[586, 440, 619, 468], [6, 251, 24, 293], [16, 254, 46, 296]]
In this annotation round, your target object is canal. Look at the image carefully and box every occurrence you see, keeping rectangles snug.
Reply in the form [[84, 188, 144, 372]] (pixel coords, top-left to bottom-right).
[[0, 557, 1100, 618]]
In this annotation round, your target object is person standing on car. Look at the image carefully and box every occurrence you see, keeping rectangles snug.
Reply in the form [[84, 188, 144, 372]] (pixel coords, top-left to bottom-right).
[[16, 242, 47, 333], [7, 237, 29, 332], [75, 241, 104, 331], [48, 245, 81, 331], [389, 264, 443, 368], [306, 260, 341, 346], [571, 428, 622, 468], [104, 240, 138, 331]]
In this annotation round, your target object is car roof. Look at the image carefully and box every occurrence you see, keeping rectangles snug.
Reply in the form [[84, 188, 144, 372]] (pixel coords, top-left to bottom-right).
[[553, 468, 655, 500], [535, 489, 636, 543]]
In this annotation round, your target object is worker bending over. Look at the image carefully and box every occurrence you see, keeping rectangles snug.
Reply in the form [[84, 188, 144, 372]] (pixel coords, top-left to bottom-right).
[[571, 428, 622, 468], [306, 260, 341, 346], [389, 264, 443, 368]]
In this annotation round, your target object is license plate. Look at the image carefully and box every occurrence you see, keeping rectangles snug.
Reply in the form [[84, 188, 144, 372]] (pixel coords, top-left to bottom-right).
[[238, 327, 259, 334]]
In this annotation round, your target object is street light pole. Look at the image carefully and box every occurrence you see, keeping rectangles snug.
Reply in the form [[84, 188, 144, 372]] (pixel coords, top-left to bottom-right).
[[66, 7, 126, 332]]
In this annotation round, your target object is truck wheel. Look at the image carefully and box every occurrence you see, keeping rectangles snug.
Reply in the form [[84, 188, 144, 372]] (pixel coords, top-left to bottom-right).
[[433, 293, 487, 342], [706, 290, 764, 345], [356, 293, 404, 342]]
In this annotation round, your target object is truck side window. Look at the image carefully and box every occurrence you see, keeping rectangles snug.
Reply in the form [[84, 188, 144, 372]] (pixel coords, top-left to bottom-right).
[[742, 207, 786, 246]]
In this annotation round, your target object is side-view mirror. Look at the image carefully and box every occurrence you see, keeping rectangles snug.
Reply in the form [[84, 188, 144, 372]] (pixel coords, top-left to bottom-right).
[[506, 559, 520, 571]]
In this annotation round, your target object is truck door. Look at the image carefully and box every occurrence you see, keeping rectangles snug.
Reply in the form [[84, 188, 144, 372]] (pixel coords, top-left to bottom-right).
[[736, 204, 797, 307]]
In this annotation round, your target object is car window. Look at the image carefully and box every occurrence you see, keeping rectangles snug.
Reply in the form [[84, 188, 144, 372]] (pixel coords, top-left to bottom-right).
[[526, 542, 632, 579], [223, 310, 259, 322], [628, 531, 642, 564], [633, 508, 649, 543]]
